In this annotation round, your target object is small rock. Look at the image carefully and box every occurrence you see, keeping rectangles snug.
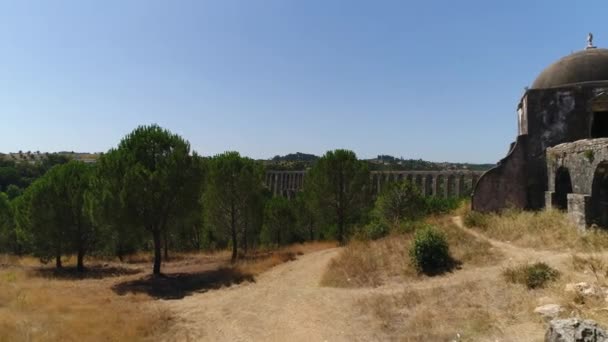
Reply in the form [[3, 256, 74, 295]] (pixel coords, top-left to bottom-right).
[[565, 282, 607, 298], [538, 296, 556, 305], [545, 318, 608, 342], [534, 304, 563, 319], [565, 282, 589, 293]]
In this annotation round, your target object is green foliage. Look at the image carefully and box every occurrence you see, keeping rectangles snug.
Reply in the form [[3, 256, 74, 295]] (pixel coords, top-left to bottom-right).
[[304, 149, 371, 244], [204, 151, 266, 260], [464, 211, 489, 228], [368, 155, 494, 172], [17, 161, 95, 270], [502, 262, 560, 289], [424, 196, 462, 215], [409, 225, 451, 274], [291, 193, 317, 241], [95, 124, 204, 274], [357, 181, 459, 241], [0, 193, 13, 252], [5, 185, 22, 200], [374, 180, 426, 227], [356, 220, 389, 240], [0, 154, 70, 191], [266, 152, 319, 171], [261, 197, 297, 246]]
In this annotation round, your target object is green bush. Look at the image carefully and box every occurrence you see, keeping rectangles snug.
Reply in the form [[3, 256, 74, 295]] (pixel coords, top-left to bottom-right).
[[503, 262, 560, 289], [424, 196, 462, 215], [464, 211, 489, 228], [409, 225, 451, 274], [357, 221, 389, 240]]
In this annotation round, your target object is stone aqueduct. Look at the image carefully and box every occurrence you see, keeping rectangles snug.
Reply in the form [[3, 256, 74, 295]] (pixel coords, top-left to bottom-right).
[[265, 170, 484, 199]]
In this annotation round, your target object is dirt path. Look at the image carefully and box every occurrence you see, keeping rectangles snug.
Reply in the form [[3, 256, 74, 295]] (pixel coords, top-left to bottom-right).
[[451, 216, 563, 262], [160, 248, 386, 342], [159, 218, 608, 341]]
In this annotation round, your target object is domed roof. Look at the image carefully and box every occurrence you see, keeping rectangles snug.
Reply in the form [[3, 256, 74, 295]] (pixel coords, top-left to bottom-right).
[[531, 48, 608, 89]]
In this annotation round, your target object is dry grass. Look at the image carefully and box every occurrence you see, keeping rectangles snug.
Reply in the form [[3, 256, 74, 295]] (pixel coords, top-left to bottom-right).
[[330, 208, 608, 340], [320, 236, 413, 287], [551, 254, 608, 324], [0, 241, 335, 341], [426, 215, 502, 267], [0, 267, 170, 342], [464, 209, 608, 252], [359, 279, 539, 341], [321, 216, 500, 288], [502, 262, 560, 289], [236, 241, 337, 276]]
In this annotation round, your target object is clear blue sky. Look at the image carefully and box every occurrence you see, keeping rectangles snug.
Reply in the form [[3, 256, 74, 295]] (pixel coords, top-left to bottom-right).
[[0, 0, 606, 163]]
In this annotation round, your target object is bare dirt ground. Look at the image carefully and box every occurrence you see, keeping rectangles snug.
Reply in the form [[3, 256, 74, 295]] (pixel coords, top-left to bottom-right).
[[160, 248, 388, 342], [158, 217, 608, 342]]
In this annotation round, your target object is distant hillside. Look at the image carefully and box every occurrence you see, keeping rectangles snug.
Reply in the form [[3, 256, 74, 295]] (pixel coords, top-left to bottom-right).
[[265, 153, 494, 171], [264, 152, 319, 170], [0, 151, 100, 164], [271, 152, 319, 162]]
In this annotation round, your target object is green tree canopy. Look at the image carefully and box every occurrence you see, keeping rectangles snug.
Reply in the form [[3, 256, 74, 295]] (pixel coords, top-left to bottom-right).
[[261, 197, 296, 246], [95, 124, 204, 275], [373, 180, 426, 227], [204, 151, 265, 261], [18, 161, 95, 270], [0, 193, 13, 253], [304, 149, 371, 244]]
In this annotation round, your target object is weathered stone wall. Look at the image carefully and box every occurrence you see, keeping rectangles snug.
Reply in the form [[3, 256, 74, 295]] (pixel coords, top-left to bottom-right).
[[473, 83, 608, 213], [546, 138, 608, 195], [472, 135, 528, 212], [265, 170, 483, 199], [523, 84, 608, 208], [545, 138, 608, 228]]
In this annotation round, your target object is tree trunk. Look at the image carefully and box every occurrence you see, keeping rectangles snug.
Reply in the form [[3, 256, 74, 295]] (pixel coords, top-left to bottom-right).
[[153, 229, 162, 275], [242, 226, 248, 254], [163, 229, 169, 261], [337, 213, 344, 245], [116, 245, 124, 262], [231, 205, 238, 262], [55, 253, 62, 269], [77, 248, 85, 272], [309, 220, 314, 241]]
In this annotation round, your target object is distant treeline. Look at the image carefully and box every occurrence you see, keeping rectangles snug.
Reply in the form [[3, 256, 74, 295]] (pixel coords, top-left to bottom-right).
[[0, 125, 464, 276], [266, 153, 493, 171]]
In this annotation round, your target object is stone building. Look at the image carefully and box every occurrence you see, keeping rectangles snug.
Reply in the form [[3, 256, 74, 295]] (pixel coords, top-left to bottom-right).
[[472, 36, 608, 228]]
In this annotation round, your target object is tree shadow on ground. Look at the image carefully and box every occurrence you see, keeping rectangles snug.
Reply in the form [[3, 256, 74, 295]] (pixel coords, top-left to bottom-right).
[[32, 265, 142, 280], [111, 267, 255, 300], [419, 257, 463, 277]]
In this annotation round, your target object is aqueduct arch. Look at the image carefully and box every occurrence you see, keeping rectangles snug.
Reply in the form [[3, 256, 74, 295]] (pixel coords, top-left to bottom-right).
[[591, 162, 608, 227], [554, 167, 573, 211]]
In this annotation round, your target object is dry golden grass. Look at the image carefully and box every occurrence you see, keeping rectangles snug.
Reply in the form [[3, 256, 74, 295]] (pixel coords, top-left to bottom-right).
[[320, 236, 413, 287], [549, 254, 608, 324], [465, 209, 608, 252], [0, 241, 335, 342], [236, 241, 337, 276], [0, 267, 170, 342], [327, 208, 608, 340], [321, 216, 500, 288], [360, 279, 540, 341]]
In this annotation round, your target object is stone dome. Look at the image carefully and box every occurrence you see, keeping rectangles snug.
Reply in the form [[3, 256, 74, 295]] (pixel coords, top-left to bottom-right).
[[531, 48, 608, 89]]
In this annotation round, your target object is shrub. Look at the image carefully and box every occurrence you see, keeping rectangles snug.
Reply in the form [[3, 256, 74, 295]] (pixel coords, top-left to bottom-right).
[[502, 262, 560, 289], [424, 196, 462, 215], [464, 211, 489, 228], [409, 225, 451, 274], [374, 181, 426, 226], [357, 221, 390, 240]]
